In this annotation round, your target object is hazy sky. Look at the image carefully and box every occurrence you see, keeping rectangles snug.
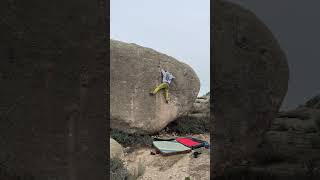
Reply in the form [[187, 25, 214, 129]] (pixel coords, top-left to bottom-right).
[[110, 0, 210, 96], [228, 0, 320, 110]]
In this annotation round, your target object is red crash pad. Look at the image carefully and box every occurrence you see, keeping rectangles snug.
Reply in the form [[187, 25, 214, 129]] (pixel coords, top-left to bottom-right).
[[175, 137, 201, 148]]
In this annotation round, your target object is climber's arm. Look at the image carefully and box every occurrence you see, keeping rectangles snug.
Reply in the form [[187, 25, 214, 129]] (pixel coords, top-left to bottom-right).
[[161, 69, 166, 76]]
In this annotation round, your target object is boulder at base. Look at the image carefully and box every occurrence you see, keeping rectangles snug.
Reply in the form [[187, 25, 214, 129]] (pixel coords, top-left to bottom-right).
[[110, 138, 124, 160], [110, 39, 200, 134], [213, 0, 289, 173]]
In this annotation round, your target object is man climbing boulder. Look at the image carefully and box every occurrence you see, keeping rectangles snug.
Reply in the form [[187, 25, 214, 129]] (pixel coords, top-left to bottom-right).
[[150, 67, 175, 103]]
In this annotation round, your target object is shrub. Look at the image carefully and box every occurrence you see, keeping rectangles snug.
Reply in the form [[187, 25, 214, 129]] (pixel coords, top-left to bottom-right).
[[111, 129, 153, 148], [110, 158, 146, 180], [110, 158, 130, 180], [131, 159, 145, 179], [165, 114, 210, 135]]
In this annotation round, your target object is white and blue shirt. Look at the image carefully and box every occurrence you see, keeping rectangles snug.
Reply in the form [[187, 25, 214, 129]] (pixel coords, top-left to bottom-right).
[[161, 69, 175, 84]]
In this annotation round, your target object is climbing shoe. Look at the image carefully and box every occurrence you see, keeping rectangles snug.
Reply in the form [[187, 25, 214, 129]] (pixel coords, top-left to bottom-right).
[[193, 151, 201, 158]]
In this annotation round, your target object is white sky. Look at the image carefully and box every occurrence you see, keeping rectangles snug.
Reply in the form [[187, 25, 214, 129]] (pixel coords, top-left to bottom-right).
[[110, 0, 210, 96]]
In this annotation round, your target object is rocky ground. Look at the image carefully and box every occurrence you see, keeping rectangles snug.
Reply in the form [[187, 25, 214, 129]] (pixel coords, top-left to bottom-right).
[[110, 94, 210, 180], [124, 134, 210, 180], [111, 92, 320, 179]]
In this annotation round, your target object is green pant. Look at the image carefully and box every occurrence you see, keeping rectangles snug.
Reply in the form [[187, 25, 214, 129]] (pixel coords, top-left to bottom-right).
[[152, 83, 169, 101]]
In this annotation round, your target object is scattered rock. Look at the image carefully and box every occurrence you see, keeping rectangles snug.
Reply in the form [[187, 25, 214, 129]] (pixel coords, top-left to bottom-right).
[[190, 93, 210, 115], [278, 107, 312, 120], [110, 138, 124, 160], [271, 118, 317, 132]]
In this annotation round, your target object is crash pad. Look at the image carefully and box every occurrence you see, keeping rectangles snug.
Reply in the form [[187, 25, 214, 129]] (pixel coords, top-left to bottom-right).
[[153, 140, 191, 155], [175, 137, 206, 149]]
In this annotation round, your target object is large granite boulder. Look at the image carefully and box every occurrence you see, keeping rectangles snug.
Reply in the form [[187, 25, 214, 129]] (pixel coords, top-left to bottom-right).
[[213, 0, 289, 174], [110, 40, 200, 134]]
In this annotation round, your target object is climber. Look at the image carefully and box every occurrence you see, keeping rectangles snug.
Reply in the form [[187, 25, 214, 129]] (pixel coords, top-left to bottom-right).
[[150, 68, 175, 103]]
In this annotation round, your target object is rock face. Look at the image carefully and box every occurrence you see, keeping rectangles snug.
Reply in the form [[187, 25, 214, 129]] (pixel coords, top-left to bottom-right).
[[305, 94, 320, 109], [246, 97, 320, 178], [0, 0, 107, 179], [268, 95, 320, 161], [110, 138, 124, 160], [110, 39, 200, 134], [213, 0, 289, 174], [190, 92, 210, 117], [165, 92, 210, 134]]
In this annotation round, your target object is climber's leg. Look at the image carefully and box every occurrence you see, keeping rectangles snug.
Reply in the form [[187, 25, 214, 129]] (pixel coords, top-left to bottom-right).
[[164, 85, 170, 103], [151, 83, 167, 95]]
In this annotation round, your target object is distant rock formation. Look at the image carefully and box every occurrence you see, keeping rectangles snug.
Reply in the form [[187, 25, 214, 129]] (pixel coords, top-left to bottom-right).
[[248, 96, 320, 178], [110, 40, 200, 134], [191, 92, 210, 116], [305, 94, 320, 109], [213, 0, 289, 175]]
